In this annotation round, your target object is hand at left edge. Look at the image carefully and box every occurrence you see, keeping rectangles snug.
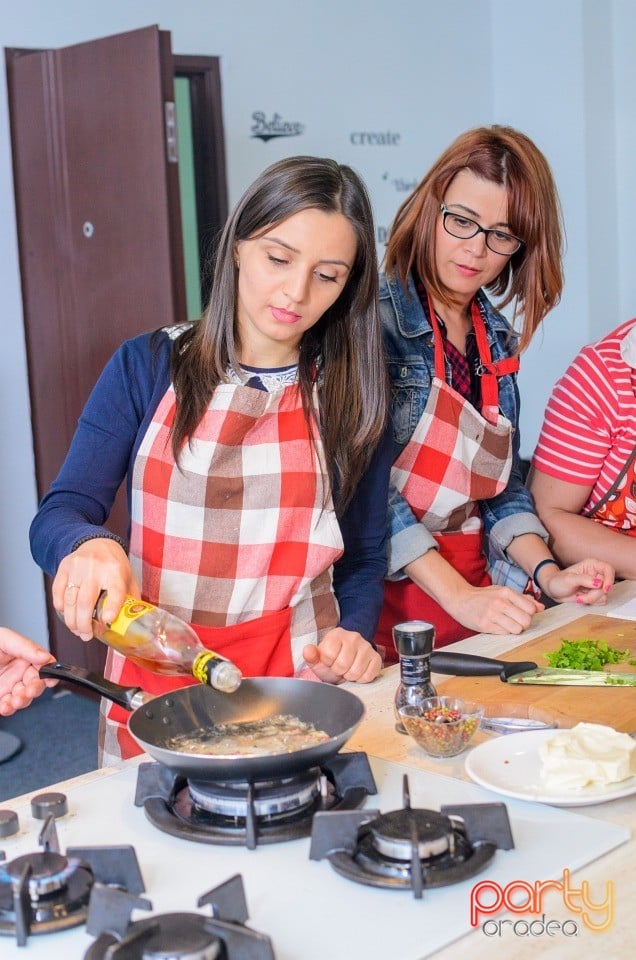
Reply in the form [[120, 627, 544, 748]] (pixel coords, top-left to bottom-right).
[[0, 627, 57, 716]]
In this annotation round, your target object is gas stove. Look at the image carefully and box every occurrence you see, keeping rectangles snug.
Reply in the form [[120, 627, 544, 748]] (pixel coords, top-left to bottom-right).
[[0, 790, 276, 957], [309, 775, 513, 896], [134, 752, 376, 847], [0, 755, 629, 960], [0, 794, 145, 945]]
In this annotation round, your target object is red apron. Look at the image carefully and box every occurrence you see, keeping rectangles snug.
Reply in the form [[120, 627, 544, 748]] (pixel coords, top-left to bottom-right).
[[101, 379, 342, 764], [378, 296, 518, 658]]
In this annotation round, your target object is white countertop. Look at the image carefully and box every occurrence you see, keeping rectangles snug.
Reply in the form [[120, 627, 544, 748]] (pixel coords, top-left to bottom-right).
[[5, 754, 627, 960], [6, 581, 636, 959], [347, 579, 636, 959]]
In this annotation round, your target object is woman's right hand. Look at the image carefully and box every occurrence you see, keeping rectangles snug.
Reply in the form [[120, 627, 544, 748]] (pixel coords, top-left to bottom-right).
[[445, 583, 544, 635], [52, 539, 141, 641]]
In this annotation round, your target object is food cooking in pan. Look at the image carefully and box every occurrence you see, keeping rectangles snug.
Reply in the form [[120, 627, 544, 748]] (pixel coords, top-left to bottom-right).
[[164, 713, 331, 756]]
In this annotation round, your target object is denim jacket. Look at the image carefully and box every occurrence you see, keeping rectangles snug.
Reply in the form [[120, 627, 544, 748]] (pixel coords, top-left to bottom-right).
[[380, 271, 547, 590]]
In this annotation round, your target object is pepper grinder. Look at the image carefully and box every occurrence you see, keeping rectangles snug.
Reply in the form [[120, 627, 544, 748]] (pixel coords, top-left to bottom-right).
[[393, 620, 437, 733]]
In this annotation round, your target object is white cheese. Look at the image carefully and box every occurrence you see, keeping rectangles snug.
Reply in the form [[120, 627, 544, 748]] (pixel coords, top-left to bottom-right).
[[538, 722, 636, 791]]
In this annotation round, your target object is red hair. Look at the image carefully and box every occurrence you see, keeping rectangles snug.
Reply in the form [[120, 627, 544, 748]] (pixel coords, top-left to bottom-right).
[[384, 125, 564, 352]]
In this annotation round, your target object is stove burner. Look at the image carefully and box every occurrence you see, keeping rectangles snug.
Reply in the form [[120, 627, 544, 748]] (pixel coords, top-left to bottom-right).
[[3, 851, 82, 896], [90, 914, 224, 960], [309, 775, 514, 898], [135, 753, 377, 848], [188, 767, 321, 818], [0, 852, 93, 937], [0, 815, 145, 945], [369, 809, 453, 860], [84, 874, 275, 960]]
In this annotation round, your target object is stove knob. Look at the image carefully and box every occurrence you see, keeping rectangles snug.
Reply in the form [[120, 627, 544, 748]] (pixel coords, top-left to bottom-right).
[[0, 809, 19, 837], [31, 792, 68, 820]]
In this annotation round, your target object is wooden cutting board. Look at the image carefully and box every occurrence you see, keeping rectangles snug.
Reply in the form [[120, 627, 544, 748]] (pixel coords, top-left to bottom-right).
[[436, 614, 636, 732]]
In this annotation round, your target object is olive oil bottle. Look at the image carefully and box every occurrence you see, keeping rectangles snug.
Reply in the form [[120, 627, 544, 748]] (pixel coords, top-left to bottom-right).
[[65, 595, 242, 693]]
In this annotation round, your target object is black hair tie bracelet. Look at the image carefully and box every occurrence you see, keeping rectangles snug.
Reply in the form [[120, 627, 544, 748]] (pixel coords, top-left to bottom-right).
[[532, 558, 560, 590]]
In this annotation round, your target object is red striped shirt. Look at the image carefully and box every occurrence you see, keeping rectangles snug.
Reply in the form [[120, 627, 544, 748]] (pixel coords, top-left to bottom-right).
[[532, 319, 636, 513]]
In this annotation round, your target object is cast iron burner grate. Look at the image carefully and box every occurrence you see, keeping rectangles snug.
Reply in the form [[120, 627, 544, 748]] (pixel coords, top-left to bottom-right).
[[0, 813, 144, 945], [84, 873, 275, 960], [135, 752, 377, 849], [309, 774, 514, 898]]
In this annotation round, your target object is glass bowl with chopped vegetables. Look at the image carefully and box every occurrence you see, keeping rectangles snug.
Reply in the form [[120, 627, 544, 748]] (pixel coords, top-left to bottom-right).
[[399, 697, 484, 758]]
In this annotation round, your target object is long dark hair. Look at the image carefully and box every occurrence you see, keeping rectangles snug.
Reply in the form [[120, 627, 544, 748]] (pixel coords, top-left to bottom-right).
[[170, 156, 388, 512], [384, 125, 564, 352]]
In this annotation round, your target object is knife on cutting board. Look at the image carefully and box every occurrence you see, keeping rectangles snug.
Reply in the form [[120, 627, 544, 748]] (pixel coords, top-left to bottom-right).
[[429, 651, 636, 686]]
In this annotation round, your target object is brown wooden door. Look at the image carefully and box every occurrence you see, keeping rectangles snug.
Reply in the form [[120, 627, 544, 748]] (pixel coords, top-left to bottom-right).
[[6, 26, 187, 672]]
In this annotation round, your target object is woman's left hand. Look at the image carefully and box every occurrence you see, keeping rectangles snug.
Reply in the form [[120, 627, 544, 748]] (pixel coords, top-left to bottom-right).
[[540, 559, 615, 605], [302, 628, 382, 684]]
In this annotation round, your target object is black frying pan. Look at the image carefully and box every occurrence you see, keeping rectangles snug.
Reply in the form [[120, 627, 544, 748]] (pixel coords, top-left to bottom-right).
[[40, 662, 365, 781]]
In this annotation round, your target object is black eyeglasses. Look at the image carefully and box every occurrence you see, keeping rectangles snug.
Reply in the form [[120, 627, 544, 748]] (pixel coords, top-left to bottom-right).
[[440, 203, 524, 256]]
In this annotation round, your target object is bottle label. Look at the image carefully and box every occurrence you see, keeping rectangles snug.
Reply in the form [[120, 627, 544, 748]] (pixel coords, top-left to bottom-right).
[[108, 598, 156, 636], [400, 656, 431, 685], [192, 651, 221, 684]]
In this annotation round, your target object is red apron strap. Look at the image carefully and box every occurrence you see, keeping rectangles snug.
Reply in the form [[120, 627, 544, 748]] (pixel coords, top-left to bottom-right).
[[470, 300, 519, 414], [427, 299, 450, 382], [426, 294, 520, 420], [477, 356, 520, 377]]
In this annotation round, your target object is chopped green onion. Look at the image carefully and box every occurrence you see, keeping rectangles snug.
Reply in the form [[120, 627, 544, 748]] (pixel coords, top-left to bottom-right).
[[545, 639, 632, 671]]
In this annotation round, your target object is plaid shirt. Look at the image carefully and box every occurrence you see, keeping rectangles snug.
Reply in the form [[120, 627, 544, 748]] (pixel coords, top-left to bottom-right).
[[415, 279, 479, 405], [437, 324, 479, 404]]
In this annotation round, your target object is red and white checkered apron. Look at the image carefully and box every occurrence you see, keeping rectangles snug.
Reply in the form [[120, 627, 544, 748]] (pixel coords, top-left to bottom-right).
[[377, 296, 518, 654], [101, 380, 343, 763]]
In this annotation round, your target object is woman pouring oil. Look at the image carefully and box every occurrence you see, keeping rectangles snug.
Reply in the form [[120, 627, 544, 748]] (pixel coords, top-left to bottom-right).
[[30, 157, 391, 763]]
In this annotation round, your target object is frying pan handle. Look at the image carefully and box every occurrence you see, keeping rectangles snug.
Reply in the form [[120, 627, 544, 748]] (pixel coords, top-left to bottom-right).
[[39, 661, 147, 710], [430, 651, 538, 680]]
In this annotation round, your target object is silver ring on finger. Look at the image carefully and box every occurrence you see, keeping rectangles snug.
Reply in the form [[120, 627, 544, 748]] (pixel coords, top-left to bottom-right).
[[65, 581, 80, 602]]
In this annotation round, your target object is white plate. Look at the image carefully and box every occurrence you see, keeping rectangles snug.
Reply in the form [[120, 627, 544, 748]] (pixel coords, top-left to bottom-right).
[[464, 729, 636, 806]]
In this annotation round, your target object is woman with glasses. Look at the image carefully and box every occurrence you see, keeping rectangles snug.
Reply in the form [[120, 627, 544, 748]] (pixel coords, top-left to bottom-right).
[[376, 125, 613, 655]]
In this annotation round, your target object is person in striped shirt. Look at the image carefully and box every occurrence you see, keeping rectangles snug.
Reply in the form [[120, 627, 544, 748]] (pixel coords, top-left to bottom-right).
[[530, 319, 636, 578]]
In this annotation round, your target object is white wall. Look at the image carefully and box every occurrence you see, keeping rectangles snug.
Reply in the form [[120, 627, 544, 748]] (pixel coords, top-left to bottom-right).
[[0, 1, 630, 644], [491, 0, 598, 444], [614, 0, 636, 320]]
